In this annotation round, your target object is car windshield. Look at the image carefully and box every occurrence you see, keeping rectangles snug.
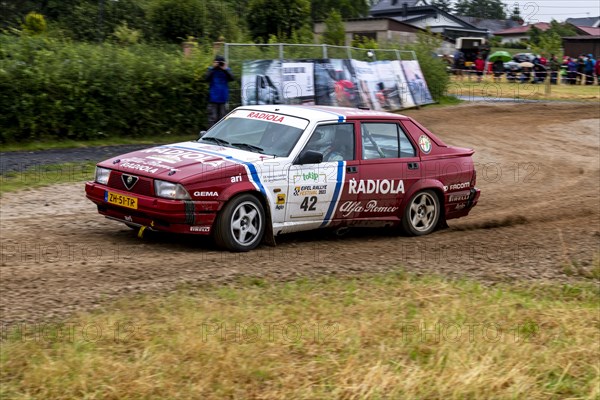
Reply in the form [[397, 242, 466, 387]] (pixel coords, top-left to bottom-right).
[[200, 112, 308, 157]]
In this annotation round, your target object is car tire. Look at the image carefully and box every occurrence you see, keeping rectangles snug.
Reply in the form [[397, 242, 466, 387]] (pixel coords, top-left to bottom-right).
[[402, 190, 440, 236], [214, 194, 265, 252]]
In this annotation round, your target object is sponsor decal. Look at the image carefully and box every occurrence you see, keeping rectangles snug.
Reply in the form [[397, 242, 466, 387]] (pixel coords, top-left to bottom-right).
[[141, 147, 226, 167], [455, 203, 466, 210], [293, 185, 327, 196], [121, 174, 139, 190], [293, 172, 327, 184], [231, 175, 242, 183], [263, 173, 288, 182], [121, 162, 159, 174], [348, 178, 404, 195], [339, 200, 399, 218], [449, 194, 469, 202], [190, 226, 211, 232], [276, 194, 286, 205], [124, 216, 133, 222], [247, 111, 285, 123], [193, 191, 219, 197], [418, 135, 432, 154], [444, 182, 471, 192]]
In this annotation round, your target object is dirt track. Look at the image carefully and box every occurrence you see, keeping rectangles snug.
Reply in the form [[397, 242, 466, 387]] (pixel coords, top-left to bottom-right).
[[1, 102, 599, 324]]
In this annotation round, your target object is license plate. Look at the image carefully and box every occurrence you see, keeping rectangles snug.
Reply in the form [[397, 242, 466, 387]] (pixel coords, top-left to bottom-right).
[[105, 191, 138, 209]]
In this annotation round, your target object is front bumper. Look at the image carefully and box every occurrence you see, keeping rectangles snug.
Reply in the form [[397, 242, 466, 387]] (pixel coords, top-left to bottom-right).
[[85, 182, 219, 234]]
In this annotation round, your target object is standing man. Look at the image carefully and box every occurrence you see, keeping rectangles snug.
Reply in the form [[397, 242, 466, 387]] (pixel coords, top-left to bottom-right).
[[205, 55, 234, 128]]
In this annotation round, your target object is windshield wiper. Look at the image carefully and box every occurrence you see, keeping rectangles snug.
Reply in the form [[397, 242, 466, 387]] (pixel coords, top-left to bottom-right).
[[201, 137, 230, 146], [231, 143, 265, 154]]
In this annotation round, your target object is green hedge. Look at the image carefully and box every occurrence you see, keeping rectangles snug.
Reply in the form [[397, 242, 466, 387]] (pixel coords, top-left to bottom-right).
[[0, 35, 211, 143]]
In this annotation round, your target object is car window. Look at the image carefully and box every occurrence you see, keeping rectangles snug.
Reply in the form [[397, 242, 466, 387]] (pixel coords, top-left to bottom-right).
[[361, 123, 398, 159], [361, 123, 415, 159], [304, 123, 355, 162], [202, 116, 305, 157], [399, 127, 416, 158]]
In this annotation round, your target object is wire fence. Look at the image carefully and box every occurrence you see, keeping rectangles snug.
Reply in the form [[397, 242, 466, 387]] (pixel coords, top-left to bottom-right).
[[221, 43, 417, 107]]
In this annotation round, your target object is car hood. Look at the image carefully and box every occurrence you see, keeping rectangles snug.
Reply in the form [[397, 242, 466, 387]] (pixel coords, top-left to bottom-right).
[[97, 141, 273, 181]]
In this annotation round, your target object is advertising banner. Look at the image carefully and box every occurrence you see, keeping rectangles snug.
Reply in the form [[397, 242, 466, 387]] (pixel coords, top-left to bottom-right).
[[241, 58, 432, 110], [401, 60, 434, 106]]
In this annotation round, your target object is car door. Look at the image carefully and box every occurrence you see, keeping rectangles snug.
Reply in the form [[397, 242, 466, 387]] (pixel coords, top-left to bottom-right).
[[354, 121, 421, 220], [284, 122, 359, 231]]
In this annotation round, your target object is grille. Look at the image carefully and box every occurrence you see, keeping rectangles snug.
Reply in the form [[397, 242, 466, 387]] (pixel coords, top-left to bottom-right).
[[108, 171, 154, 196]]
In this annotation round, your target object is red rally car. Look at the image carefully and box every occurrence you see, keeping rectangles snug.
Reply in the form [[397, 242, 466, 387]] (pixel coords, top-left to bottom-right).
[[86, 105, 480, 251]]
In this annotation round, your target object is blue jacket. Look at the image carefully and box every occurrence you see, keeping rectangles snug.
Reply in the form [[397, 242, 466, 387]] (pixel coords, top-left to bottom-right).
[[205, 67, 234, 103]]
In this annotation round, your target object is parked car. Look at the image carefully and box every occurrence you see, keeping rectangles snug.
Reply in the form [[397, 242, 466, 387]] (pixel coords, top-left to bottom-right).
[[513, 53, 536, 63], [86, 106, 481, 251]]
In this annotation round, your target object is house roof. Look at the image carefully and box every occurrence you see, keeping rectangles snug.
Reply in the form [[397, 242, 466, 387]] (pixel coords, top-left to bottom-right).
[[565, 17, 600, 28], [370, 0, 423, 14], [576, 26, 600, 36], [456, 16, 521, 34], [495, 22, 550, 36]]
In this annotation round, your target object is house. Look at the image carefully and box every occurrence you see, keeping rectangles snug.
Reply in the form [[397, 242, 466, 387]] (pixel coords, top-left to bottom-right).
[[313, 17, 422, 47], [494, 22, 551, 44], [369, 0, 488, 40], [563, 36, 600, 58], [456, 16, 521, 35], [565, 17, 600, 28], [575, 26, 600, 36]]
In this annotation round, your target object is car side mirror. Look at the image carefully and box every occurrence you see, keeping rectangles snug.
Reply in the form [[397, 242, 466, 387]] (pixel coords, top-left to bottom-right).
[[198, 130, 207, 139], [295, 150, 323, 165]]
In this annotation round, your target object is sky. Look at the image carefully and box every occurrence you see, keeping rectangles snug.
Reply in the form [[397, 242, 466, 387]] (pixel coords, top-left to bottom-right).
[[499, 0, 600, 22]]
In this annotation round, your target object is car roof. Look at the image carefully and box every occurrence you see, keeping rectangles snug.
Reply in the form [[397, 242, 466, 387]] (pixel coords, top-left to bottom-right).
[[236, 105, 409, 122]]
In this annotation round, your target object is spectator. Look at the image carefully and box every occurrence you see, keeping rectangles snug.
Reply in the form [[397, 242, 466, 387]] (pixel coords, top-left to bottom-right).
[[567, 58, 578, 85], [520, 67, 531, 84], [205, 55, 234, 128], [576, 55, 585, 84], [474, 55, 485, 83], [492, 59, 504, 82], [453, 50, 465, 80], [549, 54, 560, 85], [584, 54, 596, 85], [595, 56, 600, 85]]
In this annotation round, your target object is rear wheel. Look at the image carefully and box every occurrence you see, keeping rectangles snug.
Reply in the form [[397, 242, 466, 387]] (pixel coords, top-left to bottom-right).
[[402, 190, 440, 236], [214, 194, 265, 251]]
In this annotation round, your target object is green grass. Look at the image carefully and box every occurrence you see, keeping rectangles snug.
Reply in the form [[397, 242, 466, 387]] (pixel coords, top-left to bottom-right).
[[0, 134, 196, 152], [1, 271, 598, 399], [0, 162, 96, 195], [448, 76, 600, 101]]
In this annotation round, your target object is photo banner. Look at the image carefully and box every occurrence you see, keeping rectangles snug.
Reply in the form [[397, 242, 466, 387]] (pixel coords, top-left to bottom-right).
[[241, 58, 431, 109]]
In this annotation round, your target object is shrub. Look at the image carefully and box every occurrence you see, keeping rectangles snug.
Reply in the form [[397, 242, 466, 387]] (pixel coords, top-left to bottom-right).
[[0, 35, 212, 143], [404, 30, 449, 101]]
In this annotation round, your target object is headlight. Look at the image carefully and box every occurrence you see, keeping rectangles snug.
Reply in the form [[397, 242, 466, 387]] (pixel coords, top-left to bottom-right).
[[95, 167, 111, 185], [154, 180, 191, 200]]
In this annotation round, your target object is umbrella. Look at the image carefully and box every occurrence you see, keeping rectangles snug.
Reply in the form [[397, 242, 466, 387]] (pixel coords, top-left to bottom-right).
[[519, 61, 534, 68], [488, 51, 512, 62]]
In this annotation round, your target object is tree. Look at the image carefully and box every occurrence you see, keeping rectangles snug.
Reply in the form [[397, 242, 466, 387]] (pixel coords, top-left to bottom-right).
[[22, 11, 47, 35], [509, 4, 522, 23], [531, 31, 562, 57], [321, 10, 345, 46], [247, 0, 311, 42], [149, 0, 241, 43], [311, 0, 368, 22], [430, 0, 453, 13], [528, 25, 543, 47], [454, 0, 506, 19]]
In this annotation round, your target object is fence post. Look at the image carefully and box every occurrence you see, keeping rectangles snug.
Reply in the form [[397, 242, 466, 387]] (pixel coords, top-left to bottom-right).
[[322, 44, 328, 59]]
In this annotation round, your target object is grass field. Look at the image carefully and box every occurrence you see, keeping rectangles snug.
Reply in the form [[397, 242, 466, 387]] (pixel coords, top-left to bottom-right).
[[1, 272, 598, 399], [447, 76, 600, 101], [0, 162, 95, 195]]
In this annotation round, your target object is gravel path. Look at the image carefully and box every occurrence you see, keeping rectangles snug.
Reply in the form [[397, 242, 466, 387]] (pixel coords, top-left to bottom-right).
[[1, 102, 599, 325]]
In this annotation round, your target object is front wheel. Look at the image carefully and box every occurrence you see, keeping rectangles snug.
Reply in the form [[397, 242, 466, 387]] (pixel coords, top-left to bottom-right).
[[214, 194, 266, 251], [402, 190, 440, 236]]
